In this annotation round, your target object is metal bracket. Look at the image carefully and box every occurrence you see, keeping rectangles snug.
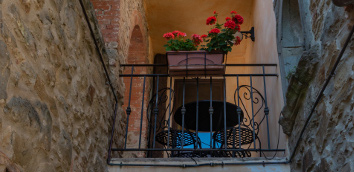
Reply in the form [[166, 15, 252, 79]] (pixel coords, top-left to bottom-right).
[[241, 27, 255, 42]]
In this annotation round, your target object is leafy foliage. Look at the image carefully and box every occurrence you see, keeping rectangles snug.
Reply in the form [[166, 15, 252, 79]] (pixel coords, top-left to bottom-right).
[[202, 28, 236, 53], [164, 38, 197, 51], [201, 11, 243, 54]]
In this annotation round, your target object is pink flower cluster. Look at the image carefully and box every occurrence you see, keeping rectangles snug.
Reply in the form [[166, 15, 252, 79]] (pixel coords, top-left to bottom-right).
[[172, 30, 187, 37], [192, 34, 203, 46], [163, 32, 174, 40], [163, 30, 187, 40]]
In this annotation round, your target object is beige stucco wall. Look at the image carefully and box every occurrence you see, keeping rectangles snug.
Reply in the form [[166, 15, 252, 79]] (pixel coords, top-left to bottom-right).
[[247, 0, 287, 155], [222, 0, 287, 157]]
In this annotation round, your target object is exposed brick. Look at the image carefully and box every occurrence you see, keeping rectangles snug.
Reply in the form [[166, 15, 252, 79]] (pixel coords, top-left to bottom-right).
[[121, 25, 149, 153], [90, 0, 120, 44]]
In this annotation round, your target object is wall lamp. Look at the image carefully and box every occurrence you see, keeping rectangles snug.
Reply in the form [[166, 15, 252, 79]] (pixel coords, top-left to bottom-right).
[[234, 27, 255, 42]]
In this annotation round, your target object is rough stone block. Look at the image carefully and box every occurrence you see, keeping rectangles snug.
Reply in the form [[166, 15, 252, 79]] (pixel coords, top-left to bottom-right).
[[0, 40, 10, 100], [302, 150, 314, 172], [340, 163, 352, 172]]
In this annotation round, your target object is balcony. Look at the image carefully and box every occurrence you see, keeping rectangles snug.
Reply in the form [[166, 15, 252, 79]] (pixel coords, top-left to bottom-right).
[[108, 58, 286, 163]]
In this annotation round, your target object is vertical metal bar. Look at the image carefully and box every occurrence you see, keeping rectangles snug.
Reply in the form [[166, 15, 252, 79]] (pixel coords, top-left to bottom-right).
[[223, 76, 227, 148], [124, 66, 134, 149], [263, 66, 271, 149], [146, 76, 155, 158], [204, 52, 207, 77], [232, 127, 236, 157], [181, 77, 186, 149], [153, 76, 159, 148], [195, 77, 199, 149], [138, 76, 146, 149], [250, 76, 256, 149], [236, 75, 242, 149], [167, 78, 173, 150], [185, 53, 188, 76], [209, 76, 213, 149]]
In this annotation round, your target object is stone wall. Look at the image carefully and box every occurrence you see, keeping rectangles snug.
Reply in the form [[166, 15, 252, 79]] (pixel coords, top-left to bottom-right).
[[0, 0, 116, 171], [277, 0, 354, 171]]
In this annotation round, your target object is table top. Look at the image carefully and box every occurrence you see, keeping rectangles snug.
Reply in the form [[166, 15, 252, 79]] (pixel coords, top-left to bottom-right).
[[174, 100, 244, 132]]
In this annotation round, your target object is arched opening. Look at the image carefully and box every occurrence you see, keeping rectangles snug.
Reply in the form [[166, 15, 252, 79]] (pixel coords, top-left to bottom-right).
[[122, 25, 149, 158]]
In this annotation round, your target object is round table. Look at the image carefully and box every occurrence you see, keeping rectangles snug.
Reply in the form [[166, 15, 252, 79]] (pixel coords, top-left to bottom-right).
[[174, 100, 244, 132]]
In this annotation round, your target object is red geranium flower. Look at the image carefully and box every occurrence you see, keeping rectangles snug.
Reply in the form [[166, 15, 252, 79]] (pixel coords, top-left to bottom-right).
[[201, 34, 208, 39], [224, 20, 236, 29], [192, 34, 203, 46], [163, 32, 175, 40], [231, 10, 237, 17], [206, 16, 217, 25], [172, 30, 180, 37], [233, 14, 244, 24], [172, 30, 179, 37], [225, 17, 232, 21], [171, 30, 186, 37], [234, 36, 242, 45], [209, 28, 220, 34], [177, 32, 187, 37], [234, 24, 241, 31]]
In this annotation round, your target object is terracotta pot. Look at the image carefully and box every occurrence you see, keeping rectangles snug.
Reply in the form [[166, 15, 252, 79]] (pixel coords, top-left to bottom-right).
[[166, 50, 225, 76]]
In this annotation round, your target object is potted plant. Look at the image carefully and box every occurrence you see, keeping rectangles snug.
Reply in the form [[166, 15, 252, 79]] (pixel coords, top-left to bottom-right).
[[164, 11, 243, 76]]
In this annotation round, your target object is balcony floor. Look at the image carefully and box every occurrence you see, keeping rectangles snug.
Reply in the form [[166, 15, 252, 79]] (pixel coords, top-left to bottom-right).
[[108, 157, 290, 172]]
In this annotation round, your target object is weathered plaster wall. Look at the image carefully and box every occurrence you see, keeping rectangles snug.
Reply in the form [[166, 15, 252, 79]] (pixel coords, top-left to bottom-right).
[[276, 0, 304, 93], [0, 0, 115, 171], [278, 0, 354, 171], [246, 0, 287, 155]]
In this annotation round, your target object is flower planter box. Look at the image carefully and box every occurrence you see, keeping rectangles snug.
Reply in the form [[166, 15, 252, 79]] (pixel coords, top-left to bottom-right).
[[167, 51, 225, 76]]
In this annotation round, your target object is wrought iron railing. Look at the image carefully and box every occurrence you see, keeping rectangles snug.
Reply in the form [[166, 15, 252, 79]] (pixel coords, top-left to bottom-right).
[[109, 63, 285, 159]]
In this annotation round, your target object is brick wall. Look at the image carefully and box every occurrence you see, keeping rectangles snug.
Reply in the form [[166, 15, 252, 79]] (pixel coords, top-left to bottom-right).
[[90, 0, 120, 46], [122, 25, 150, 158], [90, 0, 150, 158]]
